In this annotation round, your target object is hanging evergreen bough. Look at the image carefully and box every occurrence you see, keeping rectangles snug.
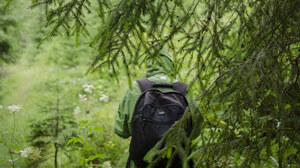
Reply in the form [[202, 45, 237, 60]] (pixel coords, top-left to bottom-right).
[[0, 1, 19, 64], [24, 0, 300, 167]]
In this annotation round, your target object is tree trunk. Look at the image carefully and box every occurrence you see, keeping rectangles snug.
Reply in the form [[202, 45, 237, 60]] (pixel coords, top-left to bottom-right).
[[54, 142, 58, 168]]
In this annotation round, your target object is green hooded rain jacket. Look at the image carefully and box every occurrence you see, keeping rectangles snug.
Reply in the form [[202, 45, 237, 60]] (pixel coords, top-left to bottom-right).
[[114, 48, 201, 168]]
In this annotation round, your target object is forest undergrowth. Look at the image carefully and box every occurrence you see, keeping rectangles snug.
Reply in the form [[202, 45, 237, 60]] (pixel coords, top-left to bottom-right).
[[0, 37, 133, 168], [1, 0, 299, 167], [0, 1, 135, 167]]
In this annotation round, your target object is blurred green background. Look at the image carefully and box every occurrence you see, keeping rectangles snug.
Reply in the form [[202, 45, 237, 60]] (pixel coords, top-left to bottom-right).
[[0, 0, 137, 167]]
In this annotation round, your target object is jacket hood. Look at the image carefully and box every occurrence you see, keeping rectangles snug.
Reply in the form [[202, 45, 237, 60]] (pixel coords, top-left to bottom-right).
[[146, 47, 174, 78]]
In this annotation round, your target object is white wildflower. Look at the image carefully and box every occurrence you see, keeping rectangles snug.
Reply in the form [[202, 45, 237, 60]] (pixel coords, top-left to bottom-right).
[[73, 106, 81, 116], [79, 94, 88, 101], [7, 105, 21, 114], [82, 84, 94, 94], [102, 161, 112, 168], [0, 105, 3, 109], [84, 88, 93, 94], [99, 94, 109, 103], [20, 148, 32, 158], [20, 148, 41, 160], [277, 122, 281, 128]]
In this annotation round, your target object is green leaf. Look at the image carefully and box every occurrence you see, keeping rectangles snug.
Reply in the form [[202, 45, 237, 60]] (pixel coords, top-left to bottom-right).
[[67, 137, 81, 145], [4, 0, 13, 11], [93, 126, 103, 132], [88, 154, 109, 161], [166, 147, 172, 159], [284, 104, 291, 110]]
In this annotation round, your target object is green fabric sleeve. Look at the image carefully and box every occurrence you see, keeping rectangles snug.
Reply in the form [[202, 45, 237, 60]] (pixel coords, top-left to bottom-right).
[[115, 82, 141, 139], [115, 89, 131, 138]]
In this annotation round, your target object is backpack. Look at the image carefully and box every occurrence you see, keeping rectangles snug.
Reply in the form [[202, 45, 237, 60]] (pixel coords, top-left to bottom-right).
[[127, 78, 191, 168]]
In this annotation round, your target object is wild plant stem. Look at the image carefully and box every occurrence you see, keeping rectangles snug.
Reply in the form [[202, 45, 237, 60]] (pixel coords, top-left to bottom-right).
[[54, 69, 60, 168], [9, 113, 16, 168], [9, 151, 14, 168]]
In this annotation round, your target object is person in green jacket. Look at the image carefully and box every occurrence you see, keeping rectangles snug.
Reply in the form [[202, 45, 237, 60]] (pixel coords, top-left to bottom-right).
[[115, 47, 202, 167]]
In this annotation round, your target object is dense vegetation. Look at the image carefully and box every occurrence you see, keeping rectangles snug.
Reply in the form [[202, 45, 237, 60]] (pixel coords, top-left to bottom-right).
[[0, 0, 299, 167]]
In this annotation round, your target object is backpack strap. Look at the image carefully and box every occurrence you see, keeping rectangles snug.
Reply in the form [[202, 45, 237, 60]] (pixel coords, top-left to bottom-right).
[[136, 78, 153, 92], [137, 78, 188, 95], [172, 82, 188, 95]]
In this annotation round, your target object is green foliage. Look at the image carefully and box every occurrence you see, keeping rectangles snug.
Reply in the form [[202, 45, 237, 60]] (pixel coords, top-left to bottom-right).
[[31, 0, 300, 167], [0, 1, 132, 165], [1, 0, 299, 167], [64, 76, 129, 167], [27, 69, 77, 167], [0, 0, 20, 64]]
